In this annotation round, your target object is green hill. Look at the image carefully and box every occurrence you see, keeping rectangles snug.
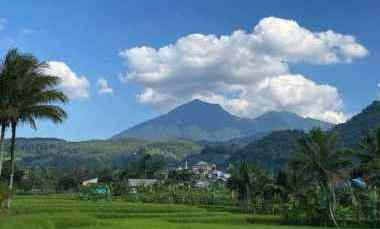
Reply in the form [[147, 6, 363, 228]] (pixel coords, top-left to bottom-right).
[[188, 101, 380, 173], [3, 138, 201, 171]]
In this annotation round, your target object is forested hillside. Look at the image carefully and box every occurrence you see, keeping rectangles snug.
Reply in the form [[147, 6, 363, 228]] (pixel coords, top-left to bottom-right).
[[3, 138, 201, 171], [6, 101, 380, 174], [334, 101, 380, 148]]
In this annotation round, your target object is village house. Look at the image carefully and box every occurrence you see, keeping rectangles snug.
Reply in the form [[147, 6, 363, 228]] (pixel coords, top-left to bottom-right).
[[127, 179, 158, 187]]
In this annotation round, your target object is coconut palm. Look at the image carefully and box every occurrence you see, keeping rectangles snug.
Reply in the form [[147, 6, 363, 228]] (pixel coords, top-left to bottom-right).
[[227, 161, 269, 210], [0, 49, 68, 208], [0, 50, 16, 176], [358, 127, 380, 186], [294, 128, 353, 227]]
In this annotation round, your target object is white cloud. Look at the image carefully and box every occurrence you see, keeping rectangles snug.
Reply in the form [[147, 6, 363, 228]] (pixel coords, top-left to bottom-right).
[[97, 78, 113, 95], [44, 61, 90, 99], [119, 17, 368, 124], [377, 83, 380, 100], [253, 17, 368, 64], [250, 74, 347, 123], [0, 18, 6, 31]]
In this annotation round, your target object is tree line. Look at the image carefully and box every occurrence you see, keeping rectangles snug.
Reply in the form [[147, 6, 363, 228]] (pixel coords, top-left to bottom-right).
[[227, 127, 380, 227]]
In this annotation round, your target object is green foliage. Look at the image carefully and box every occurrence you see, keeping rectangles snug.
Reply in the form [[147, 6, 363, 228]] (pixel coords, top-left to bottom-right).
[[227, 162, 270, 208], [119, 154, 168, 179], [139, 140, 202, 160], [357, 126, 380, 187], [0, 182, 8, 206], [5, 137, 201, 172], [335, 101, 380, 149], [230, 130, 306, 173]]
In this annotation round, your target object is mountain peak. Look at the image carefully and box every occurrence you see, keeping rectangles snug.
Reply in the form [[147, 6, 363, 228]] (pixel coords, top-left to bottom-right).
[[176, 99, 223, 109], [168, 99, 228, 117], [112, 101, 332, 141], [187, 99, 209, 105]]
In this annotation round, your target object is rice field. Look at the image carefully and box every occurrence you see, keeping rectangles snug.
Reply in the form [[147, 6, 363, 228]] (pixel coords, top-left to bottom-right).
[[0, 196, 342, 229]]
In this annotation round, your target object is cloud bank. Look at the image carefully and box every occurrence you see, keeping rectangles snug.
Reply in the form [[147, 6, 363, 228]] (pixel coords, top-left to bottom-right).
[[97, 78, 113, 95], [45, 61, 90, 100], [119, 17, 368, 124]]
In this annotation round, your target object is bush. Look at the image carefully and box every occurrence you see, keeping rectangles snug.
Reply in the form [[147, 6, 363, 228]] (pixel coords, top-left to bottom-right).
[[0, 182, 9, 208]]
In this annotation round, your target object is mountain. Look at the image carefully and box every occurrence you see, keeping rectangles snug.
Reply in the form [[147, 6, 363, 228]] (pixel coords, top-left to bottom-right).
[[251, 111, 332, 133], [221, 101, 380, 173], [334, 100, 380, 149], [9, 101, 380, 174], [112, 99, 332, 142]]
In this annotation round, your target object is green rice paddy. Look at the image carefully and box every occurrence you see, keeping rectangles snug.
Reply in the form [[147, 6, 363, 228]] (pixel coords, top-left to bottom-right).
[[0, 196, 341, 229]]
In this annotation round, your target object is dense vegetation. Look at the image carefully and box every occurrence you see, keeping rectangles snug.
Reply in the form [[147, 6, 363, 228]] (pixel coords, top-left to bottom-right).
[[2, 137, 201, 171], [194, 101, 380, 173], [334, 101, 380, 149], [230, 130, 306, 173]]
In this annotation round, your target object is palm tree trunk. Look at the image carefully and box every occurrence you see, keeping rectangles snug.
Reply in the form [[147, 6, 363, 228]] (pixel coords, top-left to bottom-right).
[[328, 182, 339, 228], [0, 123, 6, 176], [6, 122, 16, 209]]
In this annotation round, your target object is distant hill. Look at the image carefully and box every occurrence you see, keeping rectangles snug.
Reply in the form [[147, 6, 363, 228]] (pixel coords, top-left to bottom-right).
[[112, 99, 332, 142], [8, 101, 380, 173], [334, 101, 380, 149], [4, 137, 201, 171], [228, 130, 306, 173], [219, 101, 380, 173]]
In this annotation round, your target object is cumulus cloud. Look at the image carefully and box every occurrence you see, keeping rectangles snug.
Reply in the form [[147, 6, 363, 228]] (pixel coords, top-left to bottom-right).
[[253, 17, 368, 64], [0, 18, 6, 31], [44, 61, 90, 99], [97, 78, 113, 95], [119, 17, 368, 124], [377, 83, 380, 101]]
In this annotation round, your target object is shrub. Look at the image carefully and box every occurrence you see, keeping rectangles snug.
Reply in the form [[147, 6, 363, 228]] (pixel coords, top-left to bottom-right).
[[0, 182, 9, 208]]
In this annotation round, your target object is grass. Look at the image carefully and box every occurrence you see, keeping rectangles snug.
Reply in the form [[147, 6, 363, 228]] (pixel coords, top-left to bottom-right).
[[0, 196, 347, 229]]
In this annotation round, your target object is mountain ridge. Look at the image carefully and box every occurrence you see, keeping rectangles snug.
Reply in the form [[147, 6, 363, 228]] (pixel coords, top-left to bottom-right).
[[112, 99, 332, 141], [212, 100, 380, 172]]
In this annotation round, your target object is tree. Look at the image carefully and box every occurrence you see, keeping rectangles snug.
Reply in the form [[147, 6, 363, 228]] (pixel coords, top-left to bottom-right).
[[294, 128, 353, 227], [227, 161, 269, 210], [0, 49, 69, 208], [358, 126, 380, 187], [0, 50, 15, 176]]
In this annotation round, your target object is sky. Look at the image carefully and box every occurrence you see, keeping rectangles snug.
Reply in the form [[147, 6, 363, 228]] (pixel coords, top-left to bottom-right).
[[0, 0, 379, 141]]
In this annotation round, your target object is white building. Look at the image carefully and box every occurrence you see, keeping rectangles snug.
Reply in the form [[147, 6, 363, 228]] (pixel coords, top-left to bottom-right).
[[127, 179, 158, 187], [82, 177, 99, 186]]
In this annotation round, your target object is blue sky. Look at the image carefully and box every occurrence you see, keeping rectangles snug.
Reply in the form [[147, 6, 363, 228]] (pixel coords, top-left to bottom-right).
[[0, 0, 379, 141]]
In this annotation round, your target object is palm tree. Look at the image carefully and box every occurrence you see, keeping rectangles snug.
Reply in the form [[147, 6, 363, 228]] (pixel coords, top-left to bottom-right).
[[357, 127, 380, 222], [227, 162, 269, 211], [0, 50, 16, 176], [1, 49, 69, 208], [358, 127, 380, 186], [0, 119, 8, 177], [294, 128, 353, 227]]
